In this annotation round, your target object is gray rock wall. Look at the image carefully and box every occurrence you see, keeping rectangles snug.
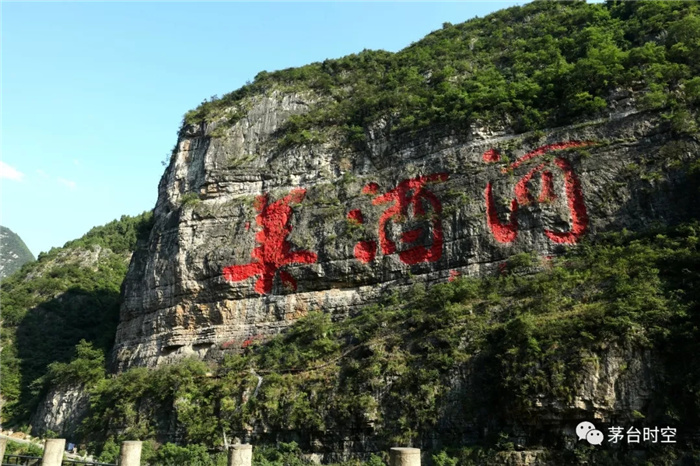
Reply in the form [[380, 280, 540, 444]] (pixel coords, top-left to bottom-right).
[[112, 90, 699, 371], [31, 384, 89, 438]]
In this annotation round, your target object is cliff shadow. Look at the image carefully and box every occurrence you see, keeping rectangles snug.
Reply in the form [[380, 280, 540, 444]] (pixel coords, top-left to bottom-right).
[[11, 286, 121, 427]]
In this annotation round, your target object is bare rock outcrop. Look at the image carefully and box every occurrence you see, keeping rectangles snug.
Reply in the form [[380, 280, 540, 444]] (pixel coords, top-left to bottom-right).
[[112, 90, 699, 371]]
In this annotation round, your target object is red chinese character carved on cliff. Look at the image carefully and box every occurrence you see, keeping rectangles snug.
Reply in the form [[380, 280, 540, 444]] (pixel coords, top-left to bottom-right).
[[347, 209, 378, 264], [483, 141, 592, 245], [353, 173, 448, 265], [223, 189, 317, 294]]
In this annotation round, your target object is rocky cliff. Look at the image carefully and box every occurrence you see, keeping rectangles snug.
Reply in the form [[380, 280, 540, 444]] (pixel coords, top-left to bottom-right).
[[28, 1, 699, 462], [113, 93, 699, 370], [112, 0, 700, 373], [31, 383, 90, 438]]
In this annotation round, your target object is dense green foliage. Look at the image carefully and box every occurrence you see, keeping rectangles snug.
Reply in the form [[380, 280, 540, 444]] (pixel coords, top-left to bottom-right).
[[44, 340, 107, 387], [4, 438, 44, 457], [71, 222, 699, 464], [0, 212, 153, 425], [184, 1, 700, 148], [0, 226, 35, 279], [97, 439, 386, 466], [54, 212, 155, 257]]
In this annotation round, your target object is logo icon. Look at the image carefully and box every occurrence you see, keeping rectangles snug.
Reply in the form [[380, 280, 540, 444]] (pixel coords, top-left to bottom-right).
[[576, 421, 603, 445], [586, 429, 604, 445]]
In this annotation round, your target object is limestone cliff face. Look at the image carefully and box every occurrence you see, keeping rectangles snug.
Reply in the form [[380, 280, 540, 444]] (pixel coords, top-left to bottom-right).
[[112, 89, 699, 370], [31, 384, 89, 438]]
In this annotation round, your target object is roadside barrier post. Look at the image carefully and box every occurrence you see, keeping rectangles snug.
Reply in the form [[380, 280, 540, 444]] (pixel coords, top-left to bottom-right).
[[228, 444, 252, 466], [389, 447, 421, 466], [0, 438, 7, 461], [119, 440, 142, 466], [41, 438, 66, 466]]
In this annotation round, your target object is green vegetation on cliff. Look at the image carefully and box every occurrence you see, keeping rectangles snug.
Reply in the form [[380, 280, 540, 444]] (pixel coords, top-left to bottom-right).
[[0, 212, 154, 425], [70, 222, 699, 464], [184, 1, 700, 146]]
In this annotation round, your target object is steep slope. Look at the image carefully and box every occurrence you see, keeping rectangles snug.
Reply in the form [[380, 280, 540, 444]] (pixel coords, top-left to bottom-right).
[[113, 0, 700, 370], [0, 213, 153, 429], [0, 226, 35, 280], [83, 224, 700, 465]]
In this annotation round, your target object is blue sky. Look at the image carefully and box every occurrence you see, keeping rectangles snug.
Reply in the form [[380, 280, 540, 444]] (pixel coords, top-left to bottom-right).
[[1, 1, 534, 257]]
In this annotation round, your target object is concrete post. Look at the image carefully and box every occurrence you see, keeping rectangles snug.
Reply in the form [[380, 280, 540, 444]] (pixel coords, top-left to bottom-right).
[[41, 438, 66, 466], [0, 438, 7, 461], [227, 444, 252, 466], [389, 447, 421, 466], [119, 440, 142, 466]]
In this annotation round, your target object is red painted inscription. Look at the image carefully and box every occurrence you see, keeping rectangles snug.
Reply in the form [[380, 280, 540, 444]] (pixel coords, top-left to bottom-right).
[[483, 141, 592, 245], [223, 189, 317, 294], [363, 173, 449, 265]]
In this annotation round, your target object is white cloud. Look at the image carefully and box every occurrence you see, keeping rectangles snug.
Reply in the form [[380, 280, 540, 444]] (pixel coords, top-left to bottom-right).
[[57, 177, 77, 190], [0, 161, 25, 181]]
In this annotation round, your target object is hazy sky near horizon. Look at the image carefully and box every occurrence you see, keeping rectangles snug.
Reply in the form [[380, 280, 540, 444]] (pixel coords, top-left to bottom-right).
[[1, 1, 531, 256]]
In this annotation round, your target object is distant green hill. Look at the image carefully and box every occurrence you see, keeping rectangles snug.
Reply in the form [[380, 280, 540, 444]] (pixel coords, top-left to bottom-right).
[[0, 212, 153, 425], [0, 226, 35, 280]]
